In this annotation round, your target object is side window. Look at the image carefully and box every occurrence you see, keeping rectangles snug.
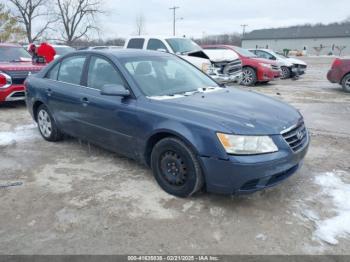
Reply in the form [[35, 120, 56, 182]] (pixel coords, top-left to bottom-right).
[[127, 38, 145, 49], [46, 62, 60, 80], [87, 56, 124, 90], [57, 56, 86, 85], [147, 39, 168, 51]]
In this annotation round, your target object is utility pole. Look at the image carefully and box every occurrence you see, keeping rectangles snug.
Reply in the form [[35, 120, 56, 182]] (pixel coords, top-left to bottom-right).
[[169, 6, 180, 36], [241, 24, 248, 37]]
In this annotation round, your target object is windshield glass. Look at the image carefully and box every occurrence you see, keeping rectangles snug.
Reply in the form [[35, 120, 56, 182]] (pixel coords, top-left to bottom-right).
[[0, 46, 32, 62], [166, 38, 201, 54], [55, 46, 75, 55], [121, 55, 219, 97], [231, 46, 257, 58]]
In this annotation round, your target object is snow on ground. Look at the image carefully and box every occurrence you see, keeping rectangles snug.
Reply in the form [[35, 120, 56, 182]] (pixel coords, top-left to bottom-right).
[[0, 124, 39, 147], [312, 171, 350, 245]]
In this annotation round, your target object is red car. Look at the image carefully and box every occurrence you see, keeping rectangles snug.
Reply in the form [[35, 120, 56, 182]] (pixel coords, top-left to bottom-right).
[[0, 44, 45, 102], [327, 58, 350, 93], [202, 45, 281, 86]]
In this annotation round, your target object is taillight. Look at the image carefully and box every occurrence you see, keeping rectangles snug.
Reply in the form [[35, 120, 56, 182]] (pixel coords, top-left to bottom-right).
[[0, 72, 12, 89], [332, 58, 342, 68]]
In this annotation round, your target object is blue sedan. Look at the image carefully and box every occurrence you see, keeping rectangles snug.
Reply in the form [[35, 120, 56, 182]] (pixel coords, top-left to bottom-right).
[[25, 49, 309, 197]]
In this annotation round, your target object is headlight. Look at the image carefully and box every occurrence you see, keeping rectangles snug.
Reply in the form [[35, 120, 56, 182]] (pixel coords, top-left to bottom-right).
[[201, 62, 211, 73], [259, 63, 272, 69], [217, 133, 278, 155]]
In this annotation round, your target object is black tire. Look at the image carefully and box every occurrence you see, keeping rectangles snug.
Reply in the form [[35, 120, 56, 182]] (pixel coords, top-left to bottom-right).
[[36, 104, 63, 142], [240, 67, 257, 86], [281, 66, 291, 79], [150, 137, 204, 197], [341, 74, 350, 93]]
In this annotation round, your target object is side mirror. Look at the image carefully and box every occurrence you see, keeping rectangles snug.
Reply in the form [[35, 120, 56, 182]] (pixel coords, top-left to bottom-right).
[[100, 84, 130, 97], [270, 56, 276, 60]]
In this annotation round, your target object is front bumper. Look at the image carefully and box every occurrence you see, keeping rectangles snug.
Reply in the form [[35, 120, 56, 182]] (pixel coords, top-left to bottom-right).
[[200, 132, 310, 195], [211, 71, 242, 84], [0, 85, 26, 102], [257, 68, 278, 82], [291, 65, 307, 77]]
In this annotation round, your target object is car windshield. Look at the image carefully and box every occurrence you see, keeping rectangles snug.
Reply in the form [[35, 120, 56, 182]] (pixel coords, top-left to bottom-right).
[[121, 55, 219, 97], [55, 46, 75, 55], [166, 38, 202, 54], [231, 46, 257, 58], [0, 46, 32, 62]]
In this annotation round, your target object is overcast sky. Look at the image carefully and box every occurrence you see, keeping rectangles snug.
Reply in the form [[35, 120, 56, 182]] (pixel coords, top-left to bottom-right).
[[100, 0, 350, 38]]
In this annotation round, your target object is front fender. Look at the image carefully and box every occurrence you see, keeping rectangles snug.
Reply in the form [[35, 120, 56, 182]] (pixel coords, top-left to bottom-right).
[[143, 120, 228, 160]]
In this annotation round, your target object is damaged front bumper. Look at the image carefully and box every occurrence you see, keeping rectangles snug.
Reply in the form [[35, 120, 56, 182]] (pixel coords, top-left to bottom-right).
[[207, 59, 243, 83]]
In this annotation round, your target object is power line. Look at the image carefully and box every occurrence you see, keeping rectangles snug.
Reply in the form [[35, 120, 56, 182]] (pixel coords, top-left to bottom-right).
[[169, 6, 180, 36]]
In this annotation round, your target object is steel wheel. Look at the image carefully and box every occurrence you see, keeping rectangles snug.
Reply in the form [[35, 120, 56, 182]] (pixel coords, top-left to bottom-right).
[[38, 109, 52, 138], [159, 150, 188, 187]]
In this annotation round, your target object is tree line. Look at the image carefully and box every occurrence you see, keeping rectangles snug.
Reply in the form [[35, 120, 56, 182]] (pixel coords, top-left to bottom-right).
[[0, 0, 103, 45]]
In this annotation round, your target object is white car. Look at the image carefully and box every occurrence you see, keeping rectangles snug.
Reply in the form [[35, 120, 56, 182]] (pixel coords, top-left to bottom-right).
[[249, 49, 307, 79], [52, 45, 76, 59], [124, 36, 242, 83]]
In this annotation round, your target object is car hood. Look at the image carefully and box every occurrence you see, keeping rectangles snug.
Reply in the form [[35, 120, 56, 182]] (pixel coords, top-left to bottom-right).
[[285, 57, 307, 66], [150, 88, 301, 135], [0, 61, 45, 72]]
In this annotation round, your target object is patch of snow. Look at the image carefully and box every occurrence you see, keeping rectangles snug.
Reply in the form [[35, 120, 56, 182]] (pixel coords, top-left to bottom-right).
[[255, 233, 267, 241], [0, 124, 39, 147], [312, 171, 350, 245]]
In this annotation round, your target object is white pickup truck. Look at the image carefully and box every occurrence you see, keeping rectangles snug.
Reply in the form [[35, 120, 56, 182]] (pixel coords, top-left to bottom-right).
[[124, 36, 242, 83]]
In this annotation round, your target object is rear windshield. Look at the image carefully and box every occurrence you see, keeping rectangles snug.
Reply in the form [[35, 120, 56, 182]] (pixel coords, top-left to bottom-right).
[[0, 46, 32, 62], [166, 38, 201, 54], [230, 46, 257, 58]]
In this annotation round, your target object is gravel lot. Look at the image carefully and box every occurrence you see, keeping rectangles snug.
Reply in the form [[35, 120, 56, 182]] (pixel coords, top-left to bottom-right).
[[0, 57, 349, 255]]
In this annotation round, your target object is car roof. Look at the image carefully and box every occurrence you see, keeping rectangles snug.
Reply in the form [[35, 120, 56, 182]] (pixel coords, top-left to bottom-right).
[[75, 49, 173, 59], [126, 35, 187, 41]]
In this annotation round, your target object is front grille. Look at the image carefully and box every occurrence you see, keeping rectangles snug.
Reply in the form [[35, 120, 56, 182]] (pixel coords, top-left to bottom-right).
[[298, 64, 307, 69], [281, 122, 308, 152], [3, 70, 39, 85], [271, 65, 280, 70]]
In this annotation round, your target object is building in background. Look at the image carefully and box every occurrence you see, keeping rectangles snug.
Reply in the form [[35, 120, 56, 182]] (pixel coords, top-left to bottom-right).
[[242, 22, 350, 56]]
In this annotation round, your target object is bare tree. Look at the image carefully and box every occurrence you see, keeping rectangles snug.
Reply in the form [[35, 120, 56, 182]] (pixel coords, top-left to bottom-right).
[[55, 0, 103, 45], [135, 13, 146, 36], [8, 0, 55, 43]]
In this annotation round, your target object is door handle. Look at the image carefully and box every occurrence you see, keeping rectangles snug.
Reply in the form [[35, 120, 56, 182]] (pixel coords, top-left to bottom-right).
[[81, 97, 90, 106]]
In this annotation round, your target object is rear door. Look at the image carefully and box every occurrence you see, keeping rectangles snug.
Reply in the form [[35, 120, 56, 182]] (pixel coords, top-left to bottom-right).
[[44, 54, 88, 137]]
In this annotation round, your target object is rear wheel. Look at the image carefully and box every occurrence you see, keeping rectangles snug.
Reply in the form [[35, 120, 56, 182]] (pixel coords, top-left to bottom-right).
[[241, 67, 257, 86], [36, 104, 63, 141], [150, 137, 204, 197], [341, 74, 350, 93], [281, 66, 291, 79]]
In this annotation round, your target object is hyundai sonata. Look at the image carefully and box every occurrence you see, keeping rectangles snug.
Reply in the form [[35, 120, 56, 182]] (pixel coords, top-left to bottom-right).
[[25, 50, 309, 197]]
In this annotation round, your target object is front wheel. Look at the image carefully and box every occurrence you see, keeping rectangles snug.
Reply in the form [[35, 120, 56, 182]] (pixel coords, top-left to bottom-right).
[[341, 74, 350, 93], [281, 66, 291, 79], [36, 104, 63, 141], [240, 67, 257, 86], [150, 137, 204, 197]]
